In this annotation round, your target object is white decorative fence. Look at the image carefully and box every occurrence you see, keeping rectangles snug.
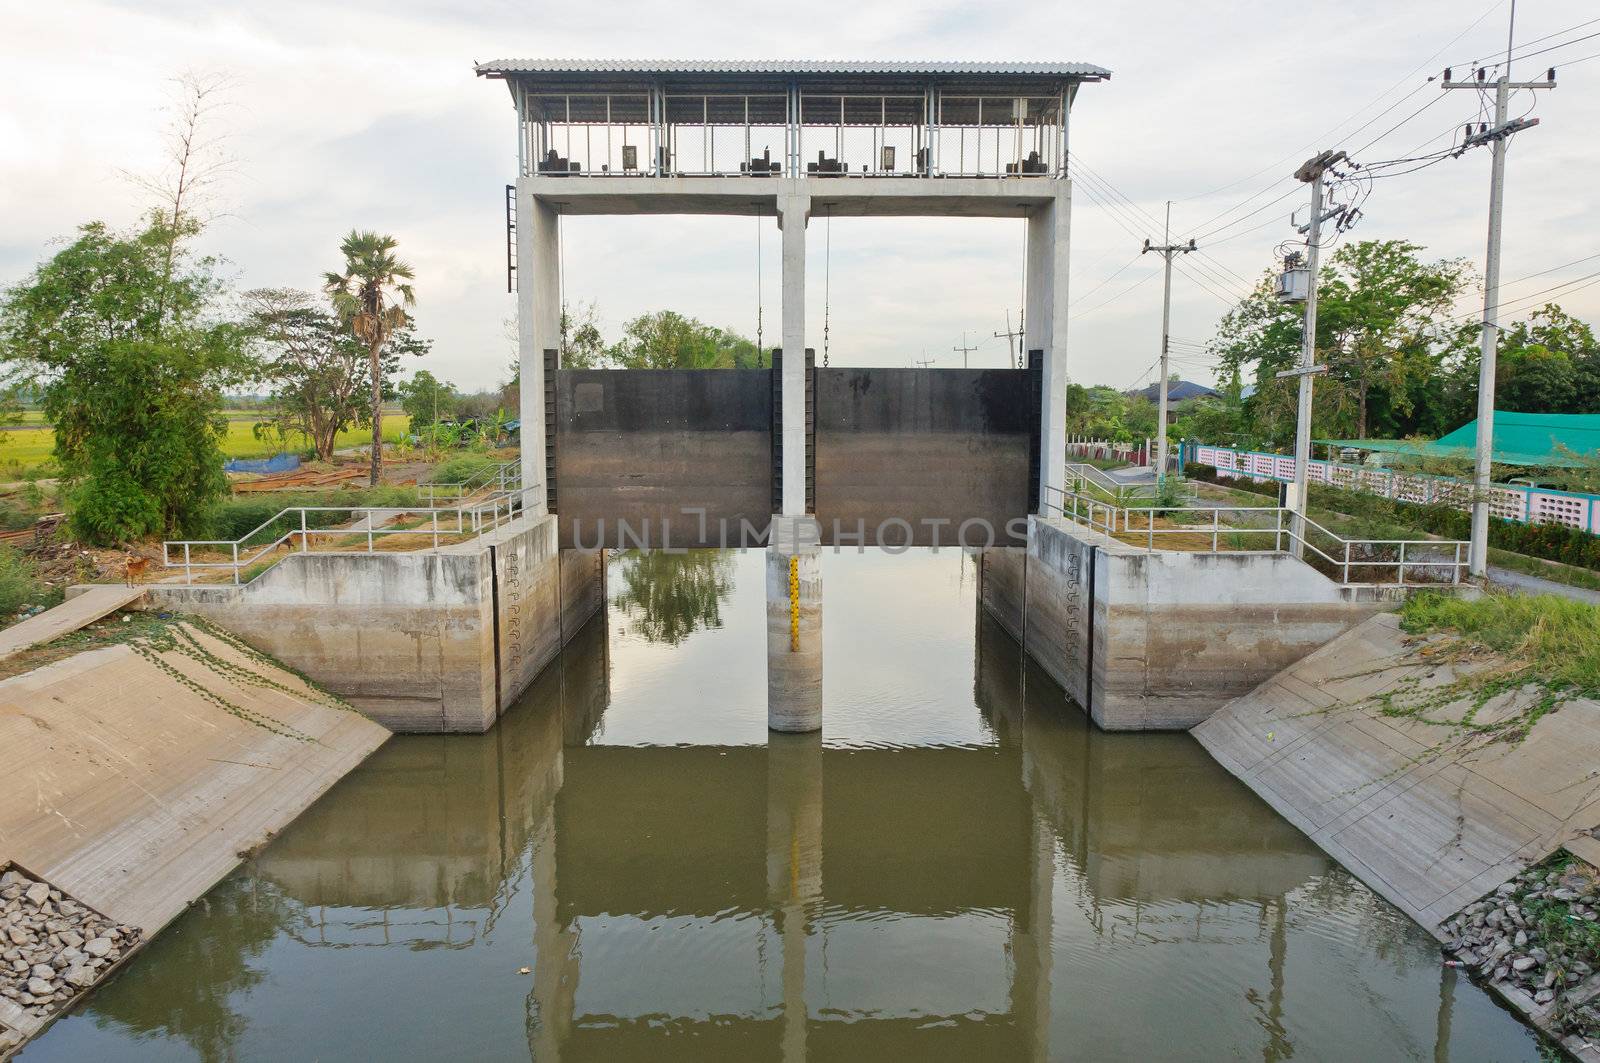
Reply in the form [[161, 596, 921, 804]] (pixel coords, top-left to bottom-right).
[[1188, 444, 1600, 535]]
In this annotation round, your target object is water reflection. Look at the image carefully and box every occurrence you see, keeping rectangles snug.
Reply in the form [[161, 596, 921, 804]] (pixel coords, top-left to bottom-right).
[[609, 550, 736, 645], [22, 550, 1539, 1062]]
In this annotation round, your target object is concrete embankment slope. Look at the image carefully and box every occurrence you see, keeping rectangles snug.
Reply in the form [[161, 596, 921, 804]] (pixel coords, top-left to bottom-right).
[[0, 621, 389, 1052], [1193, 612, 1600, 931]]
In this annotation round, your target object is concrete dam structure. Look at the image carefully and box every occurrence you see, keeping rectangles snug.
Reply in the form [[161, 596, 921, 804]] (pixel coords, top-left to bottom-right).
[[134, 58, 1456, 738]]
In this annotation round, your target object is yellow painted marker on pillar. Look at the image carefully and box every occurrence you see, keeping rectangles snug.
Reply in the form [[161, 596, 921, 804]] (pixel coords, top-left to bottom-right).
[[788, 556, 800, 651]]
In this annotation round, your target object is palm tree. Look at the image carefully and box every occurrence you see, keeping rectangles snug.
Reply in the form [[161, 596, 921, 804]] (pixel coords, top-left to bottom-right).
[[324, 231, 415, 485]]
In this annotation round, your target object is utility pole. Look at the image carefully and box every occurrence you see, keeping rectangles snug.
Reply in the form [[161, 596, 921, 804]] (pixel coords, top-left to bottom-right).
[[1281, 149, 1345, 558], [953, 331, 978, 369], [994, 310, 1023, 369], [1141, 201, 1195, 483], [1443, 0, 1555, 577]]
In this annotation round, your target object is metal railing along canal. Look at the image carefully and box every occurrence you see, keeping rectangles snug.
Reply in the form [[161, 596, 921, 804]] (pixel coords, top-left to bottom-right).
[[1042, 484, 1468, 587]]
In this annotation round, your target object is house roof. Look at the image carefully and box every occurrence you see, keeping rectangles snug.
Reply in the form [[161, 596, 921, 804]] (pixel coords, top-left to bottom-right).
[[1320, 412, 1600, 468], [1133, 379, 1218, 403], [474, 59, 1111, 80]]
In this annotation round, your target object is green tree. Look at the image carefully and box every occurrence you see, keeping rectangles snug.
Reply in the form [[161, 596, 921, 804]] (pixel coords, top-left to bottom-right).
[[247, 288, 366, 462], [560, 300, 608, 368], [1442, 304, 1598, 423], [324, 231, 415, 486], [1212, 240, 1469, 444], [606, 310, 762, 369], [0, 218, 251, 543], [398, 369, 458, 431], [1174, 369, 1258, 447], [250, 289, 427, 462]]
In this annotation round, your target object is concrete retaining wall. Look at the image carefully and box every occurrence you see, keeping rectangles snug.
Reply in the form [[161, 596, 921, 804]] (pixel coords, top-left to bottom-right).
[[147, 515, 603, 733], [980, 517, 1389, 731]]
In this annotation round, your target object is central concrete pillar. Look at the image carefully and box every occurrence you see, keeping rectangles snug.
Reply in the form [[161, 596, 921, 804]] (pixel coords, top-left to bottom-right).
[[776, 187, 811, 515], [766, 732, 822, 1062], [1025, 183, 1072, 508], [516, 182, 559, 517], [767, 514, 822, 732]]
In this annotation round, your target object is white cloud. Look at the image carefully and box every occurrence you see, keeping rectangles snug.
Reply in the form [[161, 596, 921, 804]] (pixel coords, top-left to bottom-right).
[[3, 0, 1596, 391]]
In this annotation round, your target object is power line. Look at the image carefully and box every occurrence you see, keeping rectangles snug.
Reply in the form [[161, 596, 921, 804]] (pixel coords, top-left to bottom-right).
[[1072, 251, 1143, 305], [1070, 155, 1257, 292], [1070, 173, 1247, 306], [1173, 0, 1505, 207], [1069, 269, 1160, 321], [1440, 267, 1600, 325]]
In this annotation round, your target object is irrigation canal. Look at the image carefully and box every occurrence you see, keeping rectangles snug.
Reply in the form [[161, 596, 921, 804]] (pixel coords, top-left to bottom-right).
[[21, 549, 1542, 1061]]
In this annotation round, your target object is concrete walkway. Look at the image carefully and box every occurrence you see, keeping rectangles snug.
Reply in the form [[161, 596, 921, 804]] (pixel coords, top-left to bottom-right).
[[1488, 564, 1600, 605], [0, 585, 144, 661], [1194, 612, 1600, 932], [1102, 464, 1154, 485], [0, 623, 389, 1047]]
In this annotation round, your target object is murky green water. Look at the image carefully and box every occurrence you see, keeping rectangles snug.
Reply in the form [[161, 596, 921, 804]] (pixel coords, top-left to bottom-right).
[[24, 550, 1539, 1061]]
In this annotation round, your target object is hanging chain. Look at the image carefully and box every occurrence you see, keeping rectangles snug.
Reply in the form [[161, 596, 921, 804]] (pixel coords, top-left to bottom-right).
[[756, 206, 764, 360], [1018, 219, 1027, 368], [823, 205, 832, 367], [556, 204, 566, 361]]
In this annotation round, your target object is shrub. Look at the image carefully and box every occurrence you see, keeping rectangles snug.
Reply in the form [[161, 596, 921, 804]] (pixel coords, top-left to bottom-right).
[[425, 454, 497, 486], [1186, 463, 1276, 497], [206, 486, 422, 544], [0, 548, 44, 616]]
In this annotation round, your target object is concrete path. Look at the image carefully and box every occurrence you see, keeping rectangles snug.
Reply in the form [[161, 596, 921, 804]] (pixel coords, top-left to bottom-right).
[[1103, 465, 1154, 484], [0, 585, 144, 661], [1194, 612, 1600, 933], [0, 623, 389, 1045], [1488, 564, 1600, 605]]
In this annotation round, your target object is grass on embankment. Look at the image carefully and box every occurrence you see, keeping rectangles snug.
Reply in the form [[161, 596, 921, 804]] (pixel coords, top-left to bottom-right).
[[0, 415, 412, 478], [1392, 591, 1600, 743]]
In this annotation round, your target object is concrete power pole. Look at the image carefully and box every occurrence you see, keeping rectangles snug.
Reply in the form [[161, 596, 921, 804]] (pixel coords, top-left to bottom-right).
[[1443, 2, 1555, 577], [1282, 150, 1345, 557], [994, 310, 1024, 369], [1141, 201, 1194, 483], [953, 331, 978, 369]]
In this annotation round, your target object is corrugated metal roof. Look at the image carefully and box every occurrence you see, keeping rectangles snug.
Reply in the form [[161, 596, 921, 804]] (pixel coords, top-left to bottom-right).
[[1321, 411, 1600, 468], [475, 59, 1111, 79]]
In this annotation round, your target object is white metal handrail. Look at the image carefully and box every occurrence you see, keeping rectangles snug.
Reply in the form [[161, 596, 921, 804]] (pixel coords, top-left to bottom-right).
[[421, 459, 522, 505], [1064, 463, 1198, 504], [163, 491, 534, 585], [1041, 485, 1469, 586]]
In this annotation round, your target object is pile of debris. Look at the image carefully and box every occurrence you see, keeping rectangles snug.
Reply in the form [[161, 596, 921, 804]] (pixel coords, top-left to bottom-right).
[[1442, 855, 1600, 1040], [0, 867, 140, 1020]]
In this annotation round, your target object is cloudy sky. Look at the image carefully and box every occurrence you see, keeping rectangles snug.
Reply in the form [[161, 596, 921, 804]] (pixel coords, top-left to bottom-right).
[[4, 0, 1597, 393]]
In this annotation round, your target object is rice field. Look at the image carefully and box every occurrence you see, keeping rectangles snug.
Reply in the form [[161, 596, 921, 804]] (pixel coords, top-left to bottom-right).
[[0, 413, 411, 478]]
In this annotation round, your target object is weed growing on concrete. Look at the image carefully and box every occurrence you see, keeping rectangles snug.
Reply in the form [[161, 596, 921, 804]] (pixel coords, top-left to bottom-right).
[[126, 631, 314, 742], [1392, 591, 1600, 743], [180, 615, 357, 714]]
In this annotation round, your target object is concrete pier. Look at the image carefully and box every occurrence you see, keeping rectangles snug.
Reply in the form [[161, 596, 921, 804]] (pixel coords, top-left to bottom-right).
[[980, 516, 1390, 730], [147, 513, 604, 733], [766, 733, 822, 1061], [767, 515, 823, 732]]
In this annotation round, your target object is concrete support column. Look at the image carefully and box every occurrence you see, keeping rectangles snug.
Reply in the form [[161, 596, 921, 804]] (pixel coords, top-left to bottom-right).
[[530, 805, 578, 1061], [777, 187, 811, 515], [767, 513, 822, 732], [1008, 812, 1055, 1062], [766, 732, 823, 1062], [517, 183, 560, 516], [1025, 182, 1072, 508]]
